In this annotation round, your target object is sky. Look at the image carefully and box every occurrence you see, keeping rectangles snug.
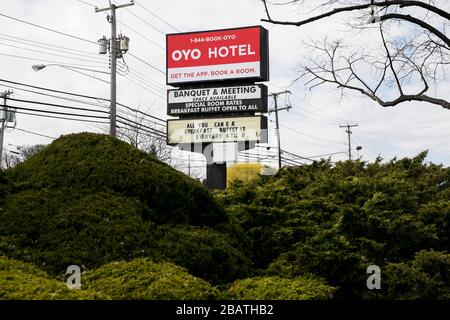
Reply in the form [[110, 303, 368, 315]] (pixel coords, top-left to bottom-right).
[[0, 0, 449, 179]]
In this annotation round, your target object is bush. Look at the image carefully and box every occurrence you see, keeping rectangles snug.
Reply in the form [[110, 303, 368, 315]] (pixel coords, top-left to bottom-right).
[[83, 258, 221, 299], [0, 170, 10, 202], [0, 256, 102, 300], [366, 250, 450, 300], [0, 191, 154, 275], [217, 154, 450, 298], [6, 132, 226, 226], [226, 275, 335, 300], [152, 225, 251, 284], [0, 133, 240, 278]]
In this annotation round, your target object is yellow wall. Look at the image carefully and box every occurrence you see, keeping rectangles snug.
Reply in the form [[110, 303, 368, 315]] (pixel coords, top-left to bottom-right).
[[227, 163, 263, 187]]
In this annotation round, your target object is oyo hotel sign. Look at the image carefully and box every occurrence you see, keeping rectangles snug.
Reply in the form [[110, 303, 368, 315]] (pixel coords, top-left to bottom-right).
[[166, 26, 269, 85]]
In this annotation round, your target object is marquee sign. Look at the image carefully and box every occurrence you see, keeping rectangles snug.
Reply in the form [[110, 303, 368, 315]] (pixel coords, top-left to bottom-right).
[[167, 115, 268, 145], [166, 26, 269, 85], [167, 84, 268, 116]]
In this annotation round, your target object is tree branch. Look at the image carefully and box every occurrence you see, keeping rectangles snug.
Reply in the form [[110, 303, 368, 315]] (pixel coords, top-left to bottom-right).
[[261, 0, 450, 26], [378, 13, 450, 48]]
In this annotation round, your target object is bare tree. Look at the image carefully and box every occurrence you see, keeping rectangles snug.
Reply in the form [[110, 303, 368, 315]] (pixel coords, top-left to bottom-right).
[[116, 106, 173, 165], [1, 144, 46, 169], [261, 0, 450, 110]]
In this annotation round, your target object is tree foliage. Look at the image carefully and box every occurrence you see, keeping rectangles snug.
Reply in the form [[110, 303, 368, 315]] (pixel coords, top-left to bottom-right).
[[83, 259, 221, 300], [217, 152, 450, 298], [226, 275, 336, 300], [0, 256, 103, 300]]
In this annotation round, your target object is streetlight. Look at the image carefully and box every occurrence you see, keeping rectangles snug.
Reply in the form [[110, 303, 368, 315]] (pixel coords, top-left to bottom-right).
[[31, 64, 109, 76], [356, 146, 362, 159]]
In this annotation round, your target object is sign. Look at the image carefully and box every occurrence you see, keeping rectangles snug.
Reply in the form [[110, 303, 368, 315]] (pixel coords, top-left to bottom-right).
[[166, 26, 269, 85], [167, 84, 268, 116], [167, 115, 268, 145]]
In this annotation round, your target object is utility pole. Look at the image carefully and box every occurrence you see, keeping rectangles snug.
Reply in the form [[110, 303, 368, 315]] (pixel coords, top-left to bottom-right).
[[95, 1, 134, 138], [339, 123, 358, 160], [0, 90, 13, 167], [269, 90, 291, 170]]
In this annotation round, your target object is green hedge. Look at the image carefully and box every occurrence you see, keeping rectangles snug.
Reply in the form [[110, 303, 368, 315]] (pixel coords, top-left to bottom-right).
[[6, 133, 226, 226], [365, 250, 450, 300], [152, 225, 251, 284], [83, 258, 221, 299], [0, 256, 103, 300], [226, 275, 335, 300], [216, 153, 450, 298], [0, 191, 154, 275]]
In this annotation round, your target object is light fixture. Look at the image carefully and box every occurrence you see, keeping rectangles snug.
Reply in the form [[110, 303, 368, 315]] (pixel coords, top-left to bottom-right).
[[31, 64, 46, 71]]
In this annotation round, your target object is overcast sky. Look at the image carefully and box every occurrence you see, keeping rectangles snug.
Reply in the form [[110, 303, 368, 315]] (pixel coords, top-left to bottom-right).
[[1, 0, 449, 177]]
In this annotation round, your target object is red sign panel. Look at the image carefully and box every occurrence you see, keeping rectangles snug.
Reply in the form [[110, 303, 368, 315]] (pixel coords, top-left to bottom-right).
[[166, 26, 269, 86]]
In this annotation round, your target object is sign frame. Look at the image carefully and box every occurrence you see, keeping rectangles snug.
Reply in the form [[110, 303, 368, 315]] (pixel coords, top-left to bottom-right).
[[166, 115, 268, 145], [166, 25, 269, 86], [167, 84, 268, 116]]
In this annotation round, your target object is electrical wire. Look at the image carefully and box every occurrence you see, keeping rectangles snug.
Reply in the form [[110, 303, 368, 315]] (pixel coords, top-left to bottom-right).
[[15, 127, 57, 140], [0, 12, 97, 45], [7, 104, 109, 119], [278, 122, 346, 145], [15, 110, 109, 124], [0, 83, 108, 109], [123, 8, 166, 35], [134, 1, 181, 32], [128, 52, 166, 75], [7, 97, 110, 115], [123, 72, 165, 96], [0, 34, 106, 60], [117, 19, 165, 50], [0, 53, 108, 70], [0, 78, 166, 124], [123, 74, 166, 100]]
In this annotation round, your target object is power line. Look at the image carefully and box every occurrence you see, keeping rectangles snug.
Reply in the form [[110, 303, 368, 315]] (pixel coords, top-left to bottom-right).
[[7, 104, 109, 120], [303, 151, 348, 159], [123, 74, 166, 100], [128, 52, 166, 74], [289, 109, 339, 126], [134, 1, 181, 32], [0, 78, 166, 124], [61, 66, 110, 84], [0, 53, 108, 70], [123, 8, 166, 35], [124, 71, 165, 95], [281, 149, 314, 162], [8, 97, 110, 115], [15, 127, 57, 140], [15, 110, 109, 124], [278, 129, 337, 148], [2, 83, 165, 133], [116, 114, 165, 137], [127, 67, 166, 90], [76, 0, 97, 8], [0, 12, 97, 45], [0, 33, 106, 59], [0, 83, 109, 110], [8, 95, 165, 137], [116, 119, 165, 139], [117, 19, 165, 50], [278, 122, 346, 145]]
